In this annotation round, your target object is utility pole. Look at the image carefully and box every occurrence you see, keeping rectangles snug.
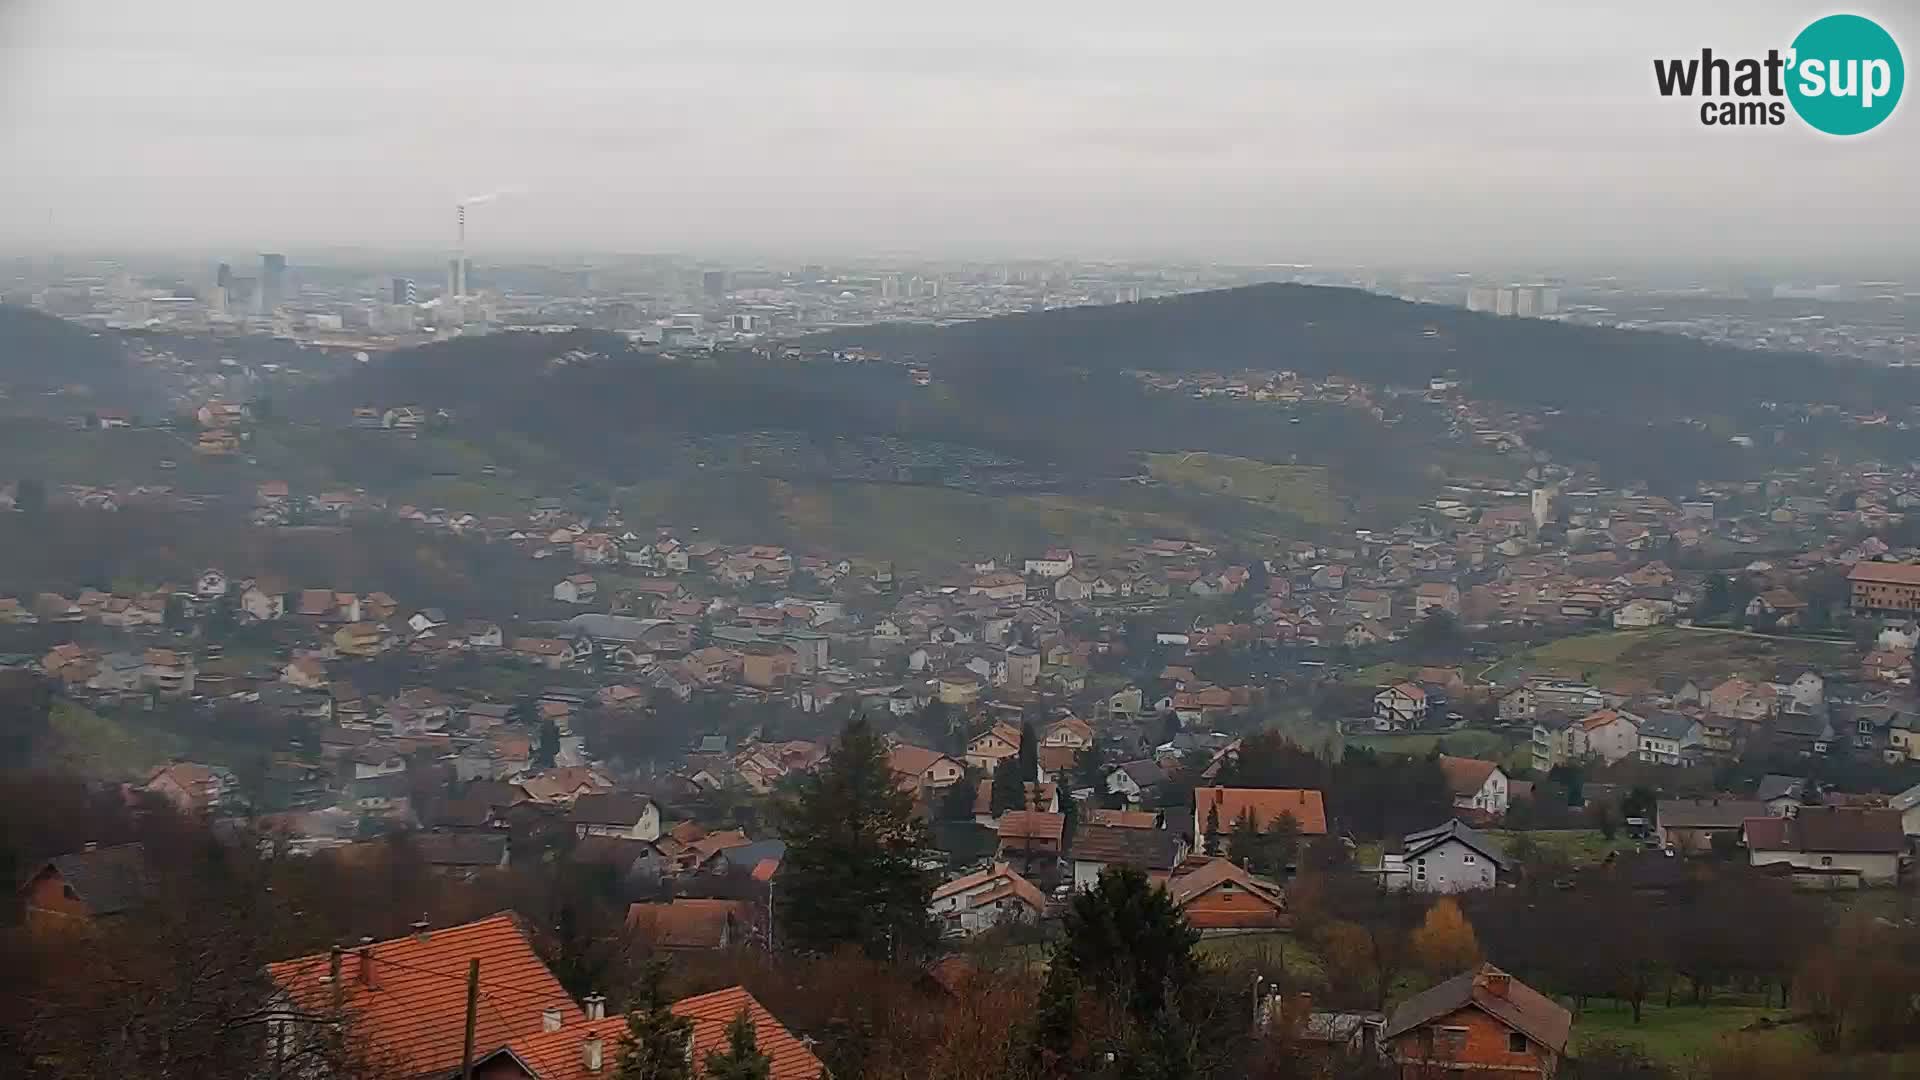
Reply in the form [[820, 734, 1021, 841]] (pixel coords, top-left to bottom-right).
[[459, 959, 480, 1080]]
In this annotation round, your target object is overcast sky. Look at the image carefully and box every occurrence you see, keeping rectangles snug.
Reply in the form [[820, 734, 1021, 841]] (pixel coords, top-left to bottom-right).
[[0, 1, 1914, 265]]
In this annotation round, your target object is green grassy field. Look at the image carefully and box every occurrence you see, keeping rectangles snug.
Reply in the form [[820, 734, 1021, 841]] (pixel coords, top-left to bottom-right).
[[1485, 828, 1639, 867], [1482, 628, 1856, 689], [38, 700, 181, 781], [1196, 932, 1323, 976], [1570, 1000, 1799, 1062], [1146, 452, 1337, 526]]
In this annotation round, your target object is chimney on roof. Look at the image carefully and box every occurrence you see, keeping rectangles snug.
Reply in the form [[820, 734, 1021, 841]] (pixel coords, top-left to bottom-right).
[[411, 917, 430, 942], [1477, 969, 1511, 999], [326, 945, 344, 1007], [543, 1007, 564, 1033], [584, 993, 607, 1021], [356, 938, 377, 988], [582, 1033, 604, 1074]]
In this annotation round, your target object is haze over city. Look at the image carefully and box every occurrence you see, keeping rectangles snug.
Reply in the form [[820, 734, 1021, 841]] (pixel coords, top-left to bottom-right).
[[2, 0, 1916, 264], [7, 5, 1920, 1080]]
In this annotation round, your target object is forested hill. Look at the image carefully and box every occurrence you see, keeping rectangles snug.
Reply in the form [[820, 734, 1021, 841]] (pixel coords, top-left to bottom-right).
[[0, 304, 128, 393], [814, 283, 1907, 415]]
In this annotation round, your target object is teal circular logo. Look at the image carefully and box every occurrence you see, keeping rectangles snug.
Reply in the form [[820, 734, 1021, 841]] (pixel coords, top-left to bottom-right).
[[1787, 14, 1903, 135]]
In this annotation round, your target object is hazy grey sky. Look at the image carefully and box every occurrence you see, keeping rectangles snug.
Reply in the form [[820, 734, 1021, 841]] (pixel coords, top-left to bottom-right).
[[1, 1, 1914, 262]]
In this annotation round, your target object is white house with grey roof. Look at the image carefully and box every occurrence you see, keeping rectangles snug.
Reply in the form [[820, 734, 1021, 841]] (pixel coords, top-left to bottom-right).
[[1377, 819, 1510, 893]]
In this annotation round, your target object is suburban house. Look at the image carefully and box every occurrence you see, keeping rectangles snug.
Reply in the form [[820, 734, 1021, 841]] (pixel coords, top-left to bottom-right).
[[1848, 559, 1920, 615], [1892, 782, 1920, 837], [887, 745, 966, 792], [1193, 787, 1329, 841], [1413, 581, 1461, 616], [1167, 858, 1289, 931], [1107, 759, 1168, 806], [1378, 819, 1510, 893], [964, 722, 1024, 774], [968, 572, 1028, 601], [552, 574, 598, 605], [1041, 715, 1094, 752], [996, 810, 1066, 865], [1344, 588, 1392, 621], [1023, 548, 1076, 579], [266, 914, 582, 1079], [1382, 966, 1571, 1080], [625, 898, 756, 950], [1372, 683, 1429, 731], [476, 985, 825, 1080], [568, 793, 661, 842], [929, 862, 1047, 937], [18, 842, 149, 927], [1529, 712, 1575, 772], [1637, 712, 1702, 766], [1070, 825, 1186, 891], [1707, 678, 1776, 721], [1437, 756, 1509, 818], [1656, 798, 1770, 853], [144, 761, 238, 815], [1742, 807, 1905, 887], [1570, 710, 1641, 764]]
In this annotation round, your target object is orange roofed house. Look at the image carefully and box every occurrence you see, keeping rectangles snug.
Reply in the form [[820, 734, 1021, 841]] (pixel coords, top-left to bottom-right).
[[1849, 560, 1920, 616], [268, 913, 824, 1080], [266, 913, 580, 1078], [1193, 787, 1328, 841], [19, 841, 150, 928], [475, 986, 825, 1080], [1383, 965, 1571, 1079], [1168, 858, 1288, 931]]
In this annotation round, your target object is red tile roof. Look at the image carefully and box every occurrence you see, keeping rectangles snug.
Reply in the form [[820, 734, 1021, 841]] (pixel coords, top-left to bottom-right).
[[501, 987, 824, 1080], [625, 899, 754, 950], [1848, 561, 1920, 585], [1194, 787, 1328, 835], [1437, 755, 1500, 798], [266, 913, 579, 1078], [996, 810, 1065, 842]]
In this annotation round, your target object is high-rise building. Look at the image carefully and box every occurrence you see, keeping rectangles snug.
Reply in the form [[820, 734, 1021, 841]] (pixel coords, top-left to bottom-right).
[[702, 270, 727, 299], [260, 253, 287, 311], [216, 262, 233, 290], [1493, 287, 1518, 317], [1466, 286, 1498, 312], [392, 277, 416, 305]]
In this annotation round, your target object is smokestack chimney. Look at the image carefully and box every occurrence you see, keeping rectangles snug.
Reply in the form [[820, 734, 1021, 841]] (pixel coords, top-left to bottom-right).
[[582, 1033, 604, 1073], [454, 205, 468, 298], [584, 994, 606, 1021], [542, 1007, 564, 1033]]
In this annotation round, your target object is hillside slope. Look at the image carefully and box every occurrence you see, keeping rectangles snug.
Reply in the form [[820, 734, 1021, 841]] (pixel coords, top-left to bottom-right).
[[815, 283, 1902, 415], [0, 304, 128, 394]]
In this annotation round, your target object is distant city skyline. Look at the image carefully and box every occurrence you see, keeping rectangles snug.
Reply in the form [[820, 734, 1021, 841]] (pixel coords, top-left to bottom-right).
[[2, 1, 1915, 262]]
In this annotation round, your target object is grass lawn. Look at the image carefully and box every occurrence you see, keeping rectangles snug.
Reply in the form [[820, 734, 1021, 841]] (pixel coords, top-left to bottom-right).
[[38, 700, 182, 781], [1483, 628, 1856, 689], [1485, 828, 1638, 867], [1196, 932, 1323, 977], [1145, 452, 1337, 526], [1570, 999, 1801, 1063]]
